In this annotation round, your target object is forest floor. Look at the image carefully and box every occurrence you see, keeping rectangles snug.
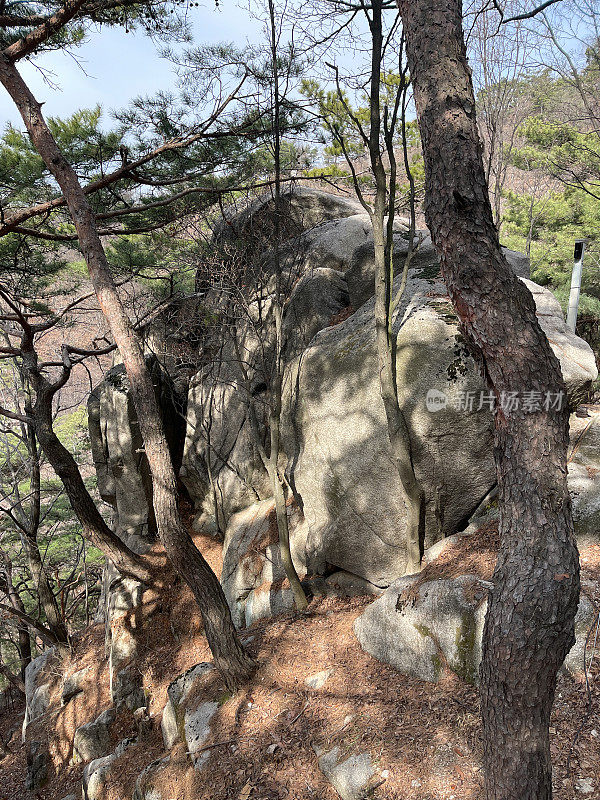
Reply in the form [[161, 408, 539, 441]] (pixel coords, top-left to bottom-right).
[[1, 526, 599, 800]]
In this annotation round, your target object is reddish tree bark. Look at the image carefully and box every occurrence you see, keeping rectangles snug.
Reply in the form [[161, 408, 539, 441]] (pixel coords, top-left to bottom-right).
[[396, 1, 580, 797]]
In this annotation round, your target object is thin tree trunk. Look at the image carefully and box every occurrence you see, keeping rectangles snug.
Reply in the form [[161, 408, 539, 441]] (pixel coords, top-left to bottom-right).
[[0, 55, 255, 690], [368, 0, 424, 574], [0, 571, 31, 684], [397, 1, 580, 797], [266, 0, 308, 611]]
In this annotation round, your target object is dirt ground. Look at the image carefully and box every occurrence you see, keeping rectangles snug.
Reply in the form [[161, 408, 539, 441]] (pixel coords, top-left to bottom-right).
[[1, 528, 599, 800]]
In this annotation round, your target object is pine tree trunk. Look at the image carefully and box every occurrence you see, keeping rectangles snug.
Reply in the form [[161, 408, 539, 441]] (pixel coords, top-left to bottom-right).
[[396, 1, 580, 797], [0, 55, 255, 690]]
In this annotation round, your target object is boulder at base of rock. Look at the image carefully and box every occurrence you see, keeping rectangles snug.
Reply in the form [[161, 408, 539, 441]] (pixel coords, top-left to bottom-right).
[[73, 707, 116, 764], [354, 574, 489, 684], [568, 413, 600, 547], [523, 279, 598, 405], [161, 662, 214, 750], [221, 498, 309, 628], [355, 574, 596, 684], [314, 744, 377, 800]]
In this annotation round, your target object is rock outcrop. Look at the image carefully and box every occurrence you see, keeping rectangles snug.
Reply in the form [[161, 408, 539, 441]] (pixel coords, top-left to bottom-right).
[[88, 188, 599, 617], [354, 571, 595, 684], [88, 356, 186, 553]]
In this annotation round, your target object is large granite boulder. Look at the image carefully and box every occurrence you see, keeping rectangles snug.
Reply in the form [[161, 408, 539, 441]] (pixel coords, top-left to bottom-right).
[[354, 574, 596, 684], [181, 212, 411, 530], [281, 271, 597, 586], [212, 186, 365, 249]]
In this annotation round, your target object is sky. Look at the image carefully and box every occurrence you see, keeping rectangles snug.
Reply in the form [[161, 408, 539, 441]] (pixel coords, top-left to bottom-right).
[[0, 2, 264, 129]]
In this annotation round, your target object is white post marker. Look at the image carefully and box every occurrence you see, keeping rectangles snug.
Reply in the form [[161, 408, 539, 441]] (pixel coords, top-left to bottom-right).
[[566, 239, 586, 333]]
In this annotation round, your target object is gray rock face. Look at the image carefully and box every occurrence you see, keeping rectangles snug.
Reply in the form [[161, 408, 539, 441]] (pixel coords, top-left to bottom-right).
[[184, 701, 219, 769], [213, 186, 365, 247], [82, 738, 135, 800], [73, 708, 116, 764], [111, 665, 146, 711], [161, 662, 214, 750], [282, 272, 597, 585], [220, 499, 309, 628], [354, 574, 595, 684], [102, 565, 146, 712], [88, 356, 186, 553], [282, 274, 496, 584], [344, 230, 529, 312], [180, 361, 272, 532], [568, 413, 600, 547], [563, 593, 597, 678], [522, 279, 597, 404], [354, 574, 490, 684], [133, 756, 171, 800], [83, 753, 116, 800], [22, 648, 55, 740], [315, 745, 377, 800], [26, 740, 48, 791], [282, 267, 351, 363]]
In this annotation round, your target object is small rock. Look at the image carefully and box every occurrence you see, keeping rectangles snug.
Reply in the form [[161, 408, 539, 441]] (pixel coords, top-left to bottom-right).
[[112, 664, 146, 711], [161, 662, 214, 749], [134, 706, 152, 739], [83, 738, 135, 800], [315, 744, 376, 800], [304, 669, 334, 690], [83, 754, 116, 800], [411, 779, 423, 788], [133, 756, 171, 800], [576, 777, 594, 795]]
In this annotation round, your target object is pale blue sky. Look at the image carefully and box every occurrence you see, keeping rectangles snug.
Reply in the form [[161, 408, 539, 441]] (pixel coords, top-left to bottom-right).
[[0, 2, 264, 129]]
